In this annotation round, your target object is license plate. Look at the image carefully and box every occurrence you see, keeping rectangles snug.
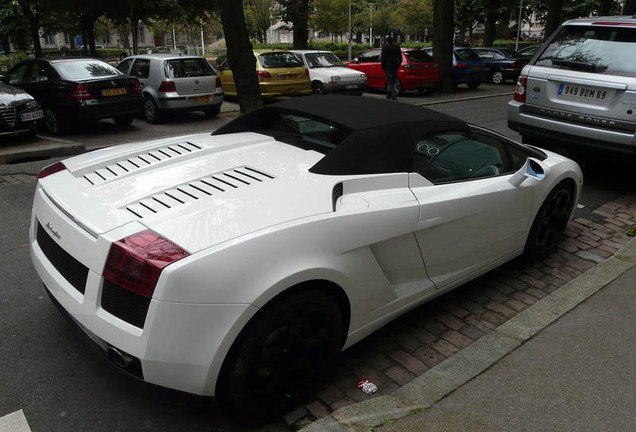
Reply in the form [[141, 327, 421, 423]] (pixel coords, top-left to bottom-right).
[[280, 75, 296, 80], [21, 110, 43, 121], [190, 96, 211, 104], [101, 88, 127, 96], [346, 84, 358, 89], [473, 65, 482, 70], [558, 84, 607, 100]]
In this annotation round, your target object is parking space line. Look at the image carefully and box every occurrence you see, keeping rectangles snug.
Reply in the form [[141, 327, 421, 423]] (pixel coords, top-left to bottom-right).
[[0, 410, 32, 432]]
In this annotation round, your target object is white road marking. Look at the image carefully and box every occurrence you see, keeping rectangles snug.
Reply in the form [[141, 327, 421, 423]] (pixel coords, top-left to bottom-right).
[[0, 410, 32, 432]]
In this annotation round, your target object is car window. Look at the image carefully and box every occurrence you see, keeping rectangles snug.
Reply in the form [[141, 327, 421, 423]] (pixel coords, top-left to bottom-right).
[[164, 58, 216, 78], [405, 50, 433, 63], [305, 52, 344, 69], [116, 58, 133, 74], [535, 25, 636, 77], [455, 49, 482, 62], [413, 131, 507, 184], [33, 63, 54, 82], [130, 59, 150, 78], [258, 53, 303, 69], [7, 64, 29, 85], [476, 50, 495, 60], [491, 51, 507, 60], [358, 50, 381, 62], [52, 60, 121, 80]]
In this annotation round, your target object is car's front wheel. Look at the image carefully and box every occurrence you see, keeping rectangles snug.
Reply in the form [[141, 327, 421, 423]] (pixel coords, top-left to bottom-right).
[[491, 71, 504, 84], [312, 82, 326, 95], [525, 182, 574, 257], [218, 288, 345, 418]]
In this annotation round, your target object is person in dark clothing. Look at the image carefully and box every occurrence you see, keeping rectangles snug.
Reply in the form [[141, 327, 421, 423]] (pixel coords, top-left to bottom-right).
[[381, 36, 402, 100]]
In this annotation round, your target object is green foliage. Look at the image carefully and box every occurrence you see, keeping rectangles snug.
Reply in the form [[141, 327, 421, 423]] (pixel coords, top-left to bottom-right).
[[0, 51, 30, 72]]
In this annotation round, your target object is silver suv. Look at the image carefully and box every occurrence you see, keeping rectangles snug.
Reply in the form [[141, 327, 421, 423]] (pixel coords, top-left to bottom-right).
[[508, 16, 636, 153], [116, 54, 224, 123]]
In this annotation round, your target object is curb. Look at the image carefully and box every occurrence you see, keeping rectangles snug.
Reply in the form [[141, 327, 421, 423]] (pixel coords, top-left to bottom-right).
[[302, 236, 636, 431]]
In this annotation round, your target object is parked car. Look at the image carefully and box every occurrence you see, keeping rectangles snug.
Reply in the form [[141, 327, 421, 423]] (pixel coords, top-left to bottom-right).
[[116, 54, 224, 123], [514, 44, 543, 59], [217, 50, 311, 98], [508, 16, 636, 153], [423, 47, 485, 89], [31, 95, 582, 418], [1, 58, 143, 135], [291, 50, 368, 95], [0, 81, 43, 137], [472, 47, 528, 84], [346, 47, 438, 95]]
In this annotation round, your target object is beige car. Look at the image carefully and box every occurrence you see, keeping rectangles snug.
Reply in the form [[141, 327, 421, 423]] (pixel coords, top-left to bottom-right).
[[217, 50, 311, 97]]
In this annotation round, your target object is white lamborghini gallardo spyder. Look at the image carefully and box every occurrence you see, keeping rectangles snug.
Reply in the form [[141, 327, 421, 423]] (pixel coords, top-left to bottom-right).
[[30, 95, 582, 416]]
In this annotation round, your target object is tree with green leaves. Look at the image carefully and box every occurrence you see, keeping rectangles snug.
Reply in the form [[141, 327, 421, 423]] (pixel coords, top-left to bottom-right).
[[244, 0, 277, 43], [277, 0, 311, 49], [398, 0, 433, 42]]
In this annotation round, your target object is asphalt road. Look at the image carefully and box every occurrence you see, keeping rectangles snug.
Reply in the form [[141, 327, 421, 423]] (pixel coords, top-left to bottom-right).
[[1, 87, 634, 432]]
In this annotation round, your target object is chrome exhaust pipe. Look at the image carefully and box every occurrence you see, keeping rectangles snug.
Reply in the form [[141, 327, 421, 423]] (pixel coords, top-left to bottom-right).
[[107, 346, 134, 369]]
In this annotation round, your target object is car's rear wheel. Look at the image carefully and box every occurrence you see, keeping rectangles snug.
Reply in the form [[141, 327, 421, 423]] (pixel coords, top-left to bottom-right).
[[144, 98, 162, 123], [491, 71, 504, 84], [525, 182, 574, 257], [312, 82, 326, 95], [467, 81, 481, 89], [218, 288, 345, 418], [44, 107, 67, 135], [203, 106, 220, 118], [113, 115, 134, 126]]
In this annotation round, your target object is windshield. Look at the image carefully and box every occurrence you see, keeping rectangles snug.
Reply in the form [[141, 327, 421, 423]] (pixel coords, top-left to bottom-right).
[[304, 52, 344, 69], [164, 58, 216, 78], [536, 25, 636, 77], [258, 52, 304, 69], [53, 60, 121, 80]]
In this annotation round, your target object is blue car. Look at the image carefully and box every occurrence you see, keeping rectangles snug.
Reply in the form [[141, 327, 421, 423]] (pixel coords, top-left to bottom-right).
[[423, 47, 485, 89]]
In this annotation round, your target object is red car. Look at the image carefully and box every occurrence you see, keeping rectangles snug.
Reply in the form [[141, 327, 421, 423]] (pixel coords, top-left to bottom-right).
[[346, 48, 438, 95]]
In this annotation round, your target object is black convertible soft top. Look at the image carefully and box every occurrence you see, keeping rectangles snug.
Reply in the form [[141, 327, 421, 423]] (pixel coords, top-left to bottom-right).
[[213, 95, 470, 175]]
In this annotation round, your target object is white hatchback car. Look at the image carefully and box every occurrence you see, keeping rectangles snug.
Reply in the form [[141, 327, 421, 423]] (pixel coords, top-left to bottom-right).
[[292, 50, 369, 95], [31, 95, 581, 417]]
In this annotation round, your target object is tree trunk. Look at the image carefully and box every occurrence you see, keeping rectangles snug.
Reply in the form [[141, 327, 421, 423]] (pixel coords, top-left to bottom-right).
[[219, 0, 263, 113], [623, 0, 636, 15], [483, 0, 500, 47], [18, 1, 42, 57], [433, 0, 454, 93], [131, 18, 139, 55], [544, 0, 564, 40], [292, 0, 309, 49]]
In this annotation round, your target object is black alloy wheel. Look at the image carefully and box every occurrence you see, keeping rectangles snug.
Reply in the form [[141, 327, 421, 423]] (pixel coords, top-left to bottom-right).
[[526, 183, 574, 256], [218, 288, 345, 418]]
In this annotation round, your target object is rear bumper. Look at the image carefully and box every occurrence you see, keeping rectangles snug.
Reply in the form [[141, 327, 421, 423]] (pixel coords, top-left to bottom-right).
[[62, 97, 144, 120], [508, 100, 636, 153], [400, 74, 439, 91], [155, 89, 224, 111], [259, 81, 312, 97], [323, 81, 369, 94]]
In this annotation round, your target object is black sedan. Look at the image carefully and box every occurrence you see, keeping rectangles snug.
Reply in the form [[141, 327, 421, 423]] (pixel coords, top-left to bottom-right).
[[472, 47, 528, 84], [0, 81, 43, 137], [1, 58, 144, 135]]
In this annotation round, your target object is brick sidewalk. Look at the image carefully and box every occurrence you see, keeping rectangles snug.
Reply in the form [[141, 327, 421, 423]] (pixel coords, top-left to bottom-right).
[[289, 194, 636, 425]]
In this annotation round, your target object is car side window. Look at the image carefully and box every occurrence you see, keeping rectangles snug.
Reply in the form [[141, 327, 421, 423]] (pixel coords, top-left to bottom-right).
[[116, 59, 133, 74], [7, 64, 29, 85], [130, 59, 150, 79], [360, 50, 381, 62], [413, 132, 508, 184]]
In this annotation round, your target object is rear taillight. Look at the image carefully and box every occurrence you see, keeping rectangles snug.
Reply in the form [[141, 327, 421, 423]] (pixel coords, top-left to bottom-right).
[[510, 61, 520, 68], [69, 84, 93, 100], [103, 229, 190, 298], [305, 68, 310, 76], [158, 81, 177, 92], [215, 76, 221, 88], [133, 79, 142, 94], [455, 63, 468, 69], [37, 162, 67, 180], [256, 70, 271, 78], [514, 75, 528, 103]]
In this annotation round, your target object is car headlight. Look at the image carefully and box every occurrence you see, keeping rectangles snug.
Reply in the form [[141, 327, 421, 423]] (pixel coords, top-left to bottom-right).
[[25, 101, 40, 110], [358, 75, 367, 82], [329, 76, 341, 84]]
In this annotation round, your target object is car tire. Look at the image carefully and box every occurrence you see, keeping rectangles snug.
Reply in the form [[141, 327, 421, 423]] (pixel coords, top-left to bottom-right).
[[203, 106, 220, 118], [144, 98, 162, 124], [491, 71, 504, 84], [218, 288, 345, 418], [113, 115, 134, 126], [467, 81, 481, 89], [525, 182, 574, 257], [44, 107, 67, 135], [312, 82, 326, 95]]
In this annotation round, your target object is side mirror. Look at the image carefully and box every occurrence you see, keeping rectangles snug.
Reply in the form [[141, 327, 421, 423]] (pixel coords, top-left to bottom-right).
[[354, 58, 360, 63], [509, 157, 550, 186]]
